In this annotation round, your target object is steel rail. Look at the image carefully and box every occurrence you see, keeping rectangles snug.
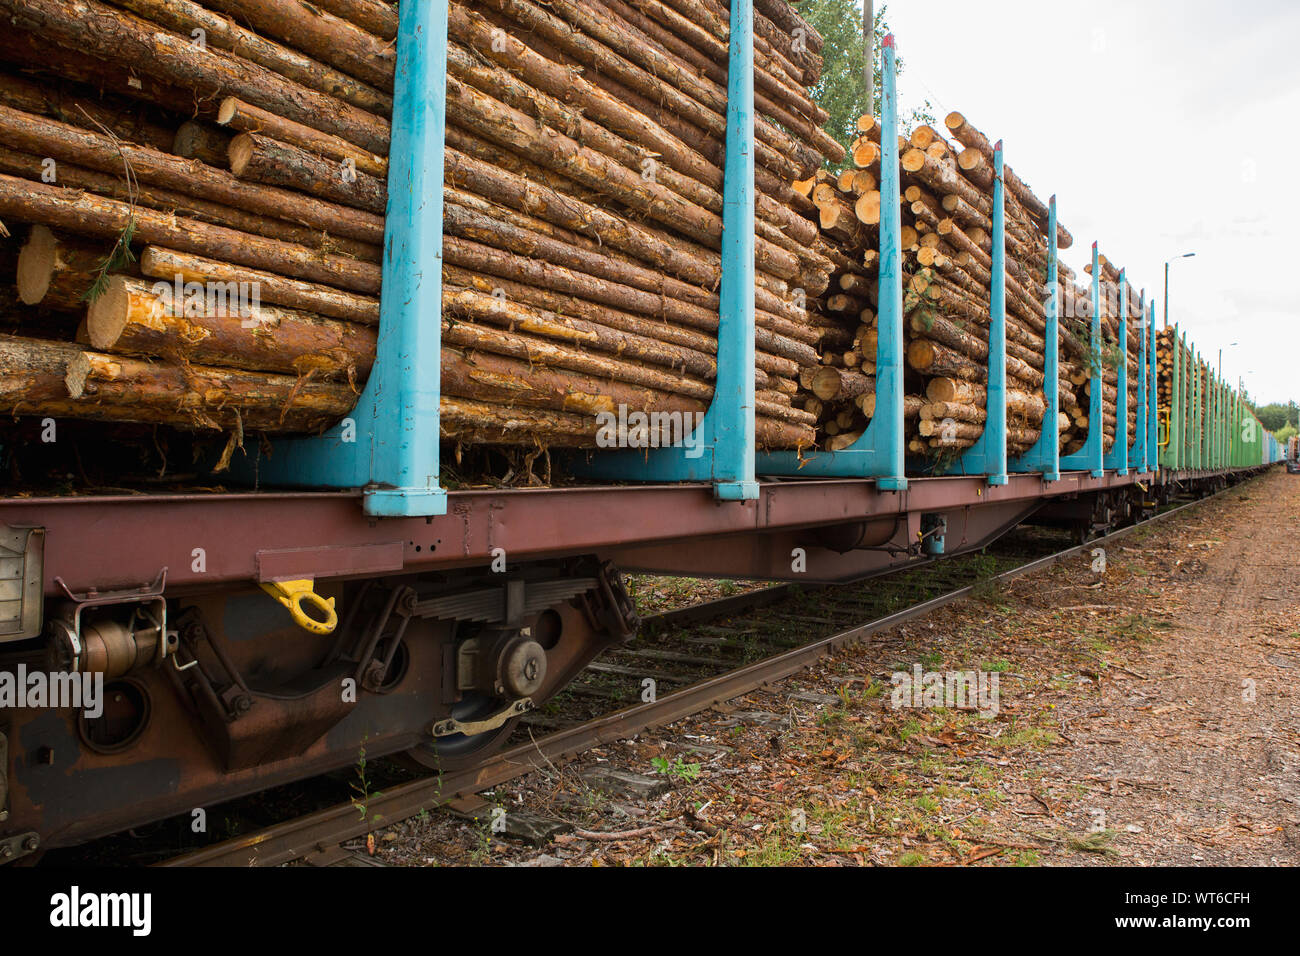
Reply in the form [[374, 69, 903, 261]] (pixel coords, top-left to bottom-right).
[[160, 487, 1239, 867]]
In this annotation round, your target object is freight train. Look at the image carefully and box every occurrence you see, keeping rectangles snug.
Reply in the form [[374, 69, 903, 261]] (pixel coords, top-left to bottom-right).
[[0, 2, 1284, 862]]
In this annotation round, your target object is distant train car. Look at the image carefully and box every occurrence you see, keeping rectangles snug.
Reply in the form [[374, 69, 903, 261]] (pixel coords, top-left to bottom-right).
[[1287, 436, 1300, 473]]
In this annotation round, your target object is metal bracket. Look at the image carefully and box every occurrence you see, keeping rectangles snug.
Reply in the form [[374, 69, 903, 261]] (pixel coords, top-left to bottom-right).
[[0, 831, 38, 863], [48, 569, 171, 671], [920, 515, 948, 556], [0, 525, 43, 642], [432, 698, 533, 738]]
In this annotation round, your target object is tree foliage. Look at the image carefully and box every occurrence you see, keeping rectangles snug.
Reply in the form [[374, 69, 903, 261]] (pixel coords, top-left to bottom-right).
[[800, 0, 932, 166], [1255, 401, 1298, 433]]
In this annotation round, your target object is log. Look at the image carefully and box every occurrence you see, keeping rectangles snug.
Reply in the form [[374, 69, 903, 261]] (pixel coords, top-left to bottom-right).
[[172, 121, 231, 167], [0, 69, 174, 152], [0, 144, 381, 261], [924, 401, 986, 424], [217, 98, 388, 179], [0, 102, 385, 245], [0, 175, 382, 294], [57, 344, 358, 431], [229, 132, 387, 214], [203, 0, 396, 91], [309, 0, 398, 40], [810, 367, 874, 402], [17, 226, 115, 309], [105, 0, 393, 115], [85, 274, 376, 379], [139, 247, 379, 324], [0, 0, 392, 154]]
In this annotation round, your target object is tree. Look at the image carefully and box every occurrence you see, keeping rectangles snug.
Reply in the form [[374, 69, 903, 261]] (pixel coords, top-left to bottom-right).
[[1255, 402, 1297, 433], [801, 0, 932, 165], [1275, 423, 1298, 445]]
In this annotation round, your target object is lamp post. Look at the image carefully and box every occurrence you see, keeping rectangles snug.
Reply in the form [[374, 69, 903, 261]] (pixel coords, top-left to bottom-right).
[[1163, 252, 1196, 328]]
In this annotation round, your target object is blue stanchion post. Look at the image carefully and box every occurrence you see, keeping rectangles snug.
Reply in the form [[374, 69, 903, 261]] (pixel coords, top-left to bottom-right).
[[708, 0, 758, 500], [571, 0, 758, 499], [1012, 197, 1061, 482], [755, 34, 906, 489], [1061, 243, 1104, 477], [231, 0, 448, 517]]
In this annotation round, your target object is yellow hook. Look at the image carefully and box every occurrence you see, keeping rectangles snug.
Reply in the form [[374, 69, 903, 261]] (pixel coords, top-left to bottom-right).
[[260, 579, 338, 635]]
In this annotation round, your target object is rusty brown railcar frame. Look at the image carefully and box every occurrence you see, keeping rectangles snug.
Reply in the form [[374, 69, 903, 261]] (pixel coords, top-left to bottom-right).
[[0, 467, 1242, 599]]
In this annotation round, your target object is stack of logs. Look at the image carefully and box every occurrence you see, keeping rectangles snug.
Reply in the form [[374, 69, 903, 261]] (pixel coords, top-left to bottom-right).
[[1081, 252, 1143, 456], [792, 108, 1154, 463], [0, 0, 842, 464]]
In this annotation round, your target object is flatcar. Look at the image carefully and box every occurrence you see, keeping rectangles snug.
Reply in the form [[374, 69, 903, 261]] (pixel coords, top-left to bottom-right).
[[0, 5, 1282, 861]]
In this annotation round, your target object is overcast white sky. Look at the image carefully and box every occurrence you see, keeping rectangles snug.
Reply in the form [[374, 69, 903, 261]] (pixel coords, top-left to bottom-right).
[[882, 0, 1299, 406]]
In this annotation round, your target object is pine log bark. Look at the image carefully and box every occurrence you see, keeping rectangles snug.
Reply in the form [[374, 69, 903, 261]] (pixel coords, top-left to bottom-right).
[[16, 226, 117, 309], [217, 98, 388, 179], [0, 0, 392, 154], [444, 12, 818, 248], [171, 122, 231, 167], [309, 0, 398, 39], [107, 0, 393, 114], [0, 103, 385, 245], [61, 345, 357, 431], [0, 69, 174, 152], [85, 275, 376, 379], [471, 0, 805, 183], [442, 284, 721, 381], [203, 0, 396, 91], [0, 145, 381, 261], [139, 247, 379, 324], [0, 175, 382, 294], [229, 132, 387, 214], [444, 75, 803, 282]]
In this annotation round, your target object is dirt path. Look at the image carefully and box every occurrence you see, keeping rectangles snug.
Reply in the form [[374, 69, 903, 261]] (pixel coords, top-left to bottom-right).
[[378, 470, 1300, 866], [1044, 470, 1300, 864]]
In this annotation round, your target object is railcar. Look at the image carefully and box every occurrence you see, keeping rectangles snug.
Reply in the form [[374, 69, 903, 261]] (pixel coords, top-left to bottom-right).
[[0, 3, 1281, 861]]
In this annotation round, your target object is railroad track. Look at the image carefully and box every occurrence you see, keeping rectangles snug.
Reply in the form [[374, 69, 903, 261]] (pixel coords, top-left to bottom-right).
[[147, 487, 1229, 868]]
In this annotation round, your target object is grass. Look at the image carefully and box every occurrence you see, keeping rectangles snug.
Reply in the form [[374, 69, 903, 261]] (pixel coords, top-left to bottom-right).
[[986, 724, 1059, 750], [1066, 829, 1119, 856]]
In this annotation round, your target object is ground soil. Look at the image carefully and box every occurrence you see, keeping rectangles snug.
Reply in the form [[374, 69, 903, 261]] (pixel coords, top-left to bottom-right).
[[373, 470, 1300, 866]]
